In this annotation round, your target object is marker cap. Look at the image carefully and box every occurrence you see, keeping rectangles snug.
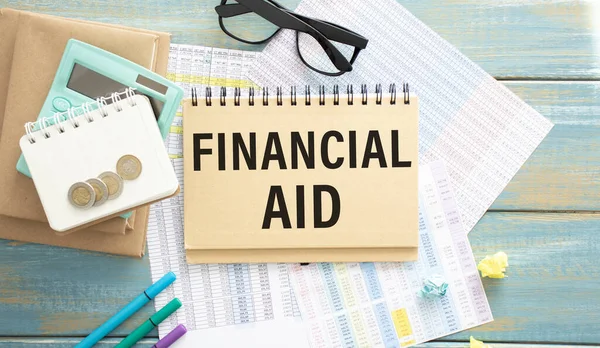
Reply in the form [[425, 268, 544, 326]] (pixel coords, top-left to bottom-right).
[[145, 272, 176, 299], [151, 298, 182, 325], [115, 299, 182, 348], [155, 324, 188, 348]]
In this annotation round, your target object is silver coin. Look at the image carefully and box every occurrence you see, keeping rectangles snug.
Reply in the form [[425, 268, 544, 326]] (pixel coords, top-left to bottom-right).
[[86, 178, 109, 207], [68, 182, 95, 209], [98, 171, 124, 200], [117, 154, 142, 180]]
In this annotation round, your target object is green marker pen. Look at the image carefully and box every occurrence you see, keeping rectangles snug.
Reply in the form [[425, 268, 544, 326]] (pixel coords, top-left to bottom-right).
[[115, 298, 182, 348]]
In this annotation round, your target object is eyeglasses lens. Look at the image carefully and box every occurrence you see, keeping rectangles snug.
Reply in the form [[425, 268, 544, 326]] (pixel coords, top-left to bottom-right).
[[220, 0, 280, 44], [297, 32, 356, 75]]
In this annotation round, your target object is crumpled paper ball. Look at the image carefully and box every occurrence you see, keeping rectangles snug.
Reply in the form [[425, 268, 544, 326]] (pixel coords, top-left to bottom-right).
[[470, 336, 492, 348], [477, 251, 508, 278], [417, 274, 448, 298]]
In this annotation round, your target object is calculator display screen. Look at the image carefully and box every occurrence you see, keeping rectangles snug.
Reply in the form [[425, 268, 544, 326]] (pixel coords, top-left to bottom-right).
[[66, 63, 164, 117]]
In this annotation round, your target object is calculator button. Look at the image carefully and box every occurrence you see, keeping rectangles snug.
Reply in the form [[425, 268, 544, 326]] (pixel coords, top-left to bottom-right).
[[52, 97, 71, 112]]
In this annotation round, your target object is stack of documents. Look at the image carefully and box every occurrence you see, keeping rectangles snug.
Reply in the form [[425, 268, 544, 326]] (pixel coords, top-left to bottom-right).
[[0, 8, 172, 256]]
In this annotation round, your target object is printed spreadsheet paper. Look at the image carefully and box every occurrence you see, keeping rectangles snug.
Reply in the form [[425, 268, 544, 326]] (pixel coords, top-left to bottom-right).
[[288, 161, 493, 348], [148, 44, 310, 348], [247, 0, 555, 233]]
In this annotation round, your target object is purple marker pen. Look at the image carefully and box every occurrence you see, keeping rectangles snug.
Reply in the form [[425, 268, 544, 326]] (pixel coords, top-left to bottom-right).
[[153, 324, 187, 348]]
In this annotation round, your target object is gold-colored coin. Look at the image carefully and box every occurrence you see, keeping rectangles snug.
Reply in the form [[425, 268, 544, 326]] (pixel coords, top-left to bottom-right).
[[68, 182, 95, 209], [98, 171, 124, 200], [86, 178, 109, 207], [117, 154, 142, 180]]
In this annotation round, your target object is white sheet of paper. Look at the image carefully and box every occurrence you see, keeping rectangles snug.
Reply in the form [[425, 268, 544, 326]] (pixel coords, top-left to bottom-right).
[[287, 161, 493, 347], [247, 0, 554, 232]]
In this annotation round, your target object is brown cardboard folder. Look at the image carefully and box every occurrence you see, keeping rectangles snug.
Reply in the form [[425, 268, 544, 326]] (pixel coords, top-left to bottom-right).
[[183, 95, 420, 263], [0, 8, 171, 255]]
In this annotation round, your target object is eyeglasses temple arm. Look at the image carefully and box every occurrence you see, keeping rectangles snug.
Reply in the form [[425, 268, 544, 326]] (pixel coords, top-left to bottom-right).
[[215, 3, 253, 18], [294, 15, 368, 48]]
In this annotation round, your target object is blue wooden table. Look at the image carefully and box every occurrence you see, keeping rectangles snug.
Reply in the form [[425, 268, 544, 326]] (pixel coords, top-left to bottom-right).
[[1, 1, 599, 347]]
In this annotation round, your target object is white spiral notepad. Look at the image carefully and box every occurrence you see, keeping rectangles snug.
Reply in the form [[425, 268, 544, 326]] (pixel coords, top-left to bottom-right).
[[19, 91, 179, 233]]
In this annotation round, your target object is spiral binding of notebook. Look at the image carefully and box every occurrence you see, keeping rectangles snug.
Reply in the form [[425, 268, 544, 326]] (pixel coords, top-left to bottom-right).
[[23, 88, 137, 145], [191, 83, 410, 107]]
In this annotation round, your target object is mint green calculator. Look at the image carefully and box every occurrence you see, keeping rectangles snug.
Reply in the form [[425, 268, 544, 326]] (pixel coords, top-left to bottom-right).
[[17, 39, 183, 218]]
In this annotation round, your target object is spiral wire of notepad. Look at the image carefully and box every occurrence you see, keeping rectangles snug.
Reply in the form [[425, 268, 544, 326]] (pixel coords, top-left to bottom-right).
[[23, 88, 137, 144]]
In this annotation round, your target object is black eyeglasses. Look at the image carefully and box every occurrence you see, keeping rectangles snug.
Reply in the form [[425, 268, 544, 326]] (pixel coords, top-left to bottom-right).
[[215, 0, 368, 76]]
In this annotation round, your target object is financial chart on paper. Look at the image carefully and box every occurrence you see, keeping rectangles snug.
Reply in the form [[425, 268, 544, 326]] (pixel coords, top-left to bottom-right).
[[288, 161, 492, 348], [147, 44, 307, 347], [163, 44, 259, 160]]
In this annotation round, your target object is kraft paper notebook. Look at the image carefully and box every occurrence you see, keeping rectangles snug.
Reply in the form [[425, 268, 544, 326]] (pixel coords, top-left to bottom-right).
[[0, 8, 170, 255], [183, 84, 419, 263]]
